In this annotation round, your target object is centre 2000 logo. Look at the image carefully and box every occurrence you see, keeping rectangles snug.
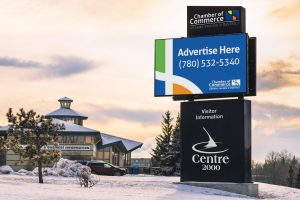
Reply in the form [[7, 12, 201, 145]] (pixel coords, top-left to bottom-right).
[[192, 127, 230, 171]]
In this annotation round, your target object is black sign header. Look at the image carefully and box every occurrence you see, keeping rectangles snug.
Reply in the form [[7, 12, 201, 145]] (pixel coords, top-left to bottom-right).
[[187, 6, 246, 37]]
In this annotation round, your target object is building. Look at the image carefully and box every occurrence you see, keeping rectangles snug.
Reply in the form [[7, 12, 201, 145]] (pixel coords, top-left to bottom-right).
[[131, 158, 151, 168], [0, 97, 142, 170]]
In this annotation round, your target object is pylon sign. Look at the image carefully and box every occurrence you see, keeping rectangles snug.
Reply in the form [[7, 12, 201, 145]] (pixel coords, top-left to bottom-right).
[[180, 99, 251, 182], [154, 6, 256, 185]]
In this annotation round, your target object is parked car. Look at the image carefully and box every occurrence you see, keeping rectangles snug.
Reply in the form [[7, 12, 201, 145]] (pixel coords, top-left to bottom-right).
[[78, 160, 126, 176]]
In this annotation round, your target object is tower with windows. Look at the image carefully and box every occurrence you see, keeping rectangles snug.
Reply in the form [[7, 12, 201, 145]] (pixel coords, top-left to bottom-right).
[[46, 97, 88, 126]]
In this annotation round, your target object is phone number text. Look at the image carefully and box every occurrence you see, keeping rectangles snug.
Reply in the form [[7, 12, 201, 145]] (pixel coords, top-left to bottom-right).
[[178, 58, 240, 70]]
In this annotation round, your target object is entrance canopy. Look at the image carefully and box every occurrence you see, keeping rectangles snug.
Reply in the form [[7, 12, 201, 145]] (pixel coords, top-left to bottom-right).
[[98, 133, 143, 153]]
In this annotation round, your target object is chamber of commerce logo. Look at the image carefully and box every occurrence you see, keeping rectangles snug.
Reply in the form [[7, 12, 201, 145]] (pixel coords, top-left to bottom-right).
[[224, 10, 240, 21], [155, 39, 202, 96], [192, 127, 229, 154], [231, 79, 241, 86], [209, 79, 241, 90]]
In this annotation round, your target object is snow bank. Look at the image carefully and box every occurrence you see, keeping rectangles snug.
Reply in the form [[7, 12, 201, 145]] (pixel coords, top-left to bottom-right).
[[49, 158, 90, 177], [0, 165, 14, 174], [1, 174, 300, 200], [8, 158, 90, 177], [18, 169, 28, 174]]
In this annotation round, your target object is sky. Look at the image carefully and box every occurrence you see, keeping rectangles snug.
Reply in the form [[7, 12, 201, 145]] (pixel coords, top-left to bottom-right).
[[0, 0, 300, 161]]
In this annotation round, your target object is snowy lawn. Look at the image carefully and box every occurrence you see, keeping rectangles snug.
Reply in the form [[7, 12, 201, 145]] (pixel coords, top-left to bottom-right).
[[0, 174, 300, 200]]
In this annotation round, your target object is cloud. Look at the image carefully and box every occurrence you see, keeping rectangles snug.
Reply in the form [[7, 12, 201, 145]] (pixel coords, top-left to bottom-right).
[[85, 105, 162, 126], [269, 0, 300, 20], [253, 101, 300, 120], [273, 129, 300, 139], [252, 101, 300, 137], [45, 56, 95, 77], [131, 137, 156, 158], [251, 101, 300, 159], [258, 58, 300, 90], [0, 56, 40, 68], [46, 0, 156, 21], [0, 55, 96, 78]]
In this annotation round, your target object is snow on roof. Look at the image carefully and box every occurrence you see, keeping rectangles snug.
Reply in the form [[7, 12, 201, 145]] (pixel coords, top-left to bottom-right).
[[0, 126, 9, 136], [0, 120, 99, 136], [58, 97, 73, 102], [52, 119, 99, 135], [0, 126, 8, 131], [46, 108, 88, 119], [100, 132, 143, 153]]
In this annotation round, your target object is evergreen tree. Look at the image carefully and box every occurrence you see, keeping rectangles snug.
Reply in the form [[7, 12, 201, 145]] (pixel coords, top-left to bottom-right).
[[0, 136, 7, 166], [165, 114, 181, 175], [6, 108, 64, 183], [0, 135, 15, 151], [287, 156, 297, 187], [151, 111, 173, 169], [0, 136, 7, 151], [287, 165, 294, 187], [296, 168, 300, 189]]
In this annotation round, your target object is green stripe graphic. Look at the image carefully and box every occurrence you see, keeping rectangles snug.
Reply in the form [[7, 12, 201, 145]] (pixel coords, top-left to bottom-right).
[[155, 40, 165, 73]]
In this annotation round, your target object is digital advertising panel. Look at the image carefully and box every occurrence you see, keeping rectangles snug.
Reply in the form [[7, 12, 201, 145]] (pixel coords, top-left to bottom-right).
[[155, 33, 248, 98]]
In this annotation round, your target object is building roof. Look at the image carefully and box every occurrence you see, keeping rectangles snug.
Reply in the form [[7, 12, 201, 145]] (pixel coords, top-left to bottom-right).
[[0, 119, 100, 136], [58, 97, 73, 102], [98, 132, 143, 153], [52, 119, 100, 136], [0, 126, 9, 136], [46, 108, 88, 119]]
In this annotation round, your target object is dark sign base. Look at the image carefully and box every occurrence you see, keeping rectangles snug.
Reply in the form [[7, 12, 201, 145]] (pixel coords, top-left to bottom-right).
[[178, 182, 258, 197], [180, 99, 251, 183]]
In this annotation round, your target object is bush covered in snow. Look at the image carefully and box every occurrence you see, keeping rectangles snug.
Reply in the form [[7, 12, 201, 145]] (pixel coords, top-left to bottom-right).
[[18, 169, 28, 174], [32, 158, 92, 177], [77, 166, 100, 188], [0, 165, 14, 174], [50, 158, 84, 177]]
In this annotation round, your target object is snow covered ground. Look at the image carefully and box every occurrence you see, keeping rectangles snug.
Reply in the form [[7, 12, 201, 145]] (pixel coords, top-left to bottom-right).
[[0, 174, 300, 200]]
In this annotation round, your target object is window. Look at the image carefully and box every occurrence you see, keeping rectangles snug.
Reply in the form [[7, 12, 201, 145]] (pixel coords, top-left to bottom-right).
[[103, 147, 110, 151], [76, 136, 84, 144], [97, 152, 103, 159], [104, 152, 110, 159], [60, 136, 87, 144], [60, 102, 71, 109], [69, 155, 90, 161], [104, 164, 112, 168], [97, 147, 111, 162], [89, 163, 104, 168], [85, 136, 92, 144]]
